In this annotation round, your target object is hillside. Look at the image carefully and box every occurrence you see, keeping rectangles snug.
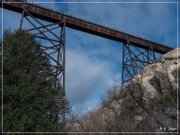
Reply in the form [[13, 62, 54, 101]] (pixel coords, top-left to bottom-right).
[[70, 48, 179, 132]]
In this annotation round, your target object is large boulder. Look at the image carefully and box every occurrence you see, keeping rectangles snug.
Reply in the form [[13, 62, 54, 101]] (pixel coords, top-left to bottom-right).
[[163, 47, 180, 60]]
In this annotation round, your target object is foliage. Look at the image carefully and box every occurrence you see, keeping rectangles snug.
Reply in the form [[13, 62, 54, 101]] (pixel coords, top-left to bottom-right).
[[72, 77, 177, 132], [100, 86, 120, 108], [1, 30, 69, 132]]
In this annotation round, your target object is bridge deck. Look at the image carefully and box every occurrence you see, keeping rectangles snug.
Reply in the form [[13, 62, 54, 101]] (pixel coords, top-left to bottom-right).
[[0, 0, 173, 54]]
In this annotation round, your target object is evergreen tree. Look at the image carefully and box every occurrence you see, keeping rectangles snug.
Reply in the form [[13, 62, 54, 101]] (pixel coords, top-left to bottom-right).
[[1, 30, 68, 132]]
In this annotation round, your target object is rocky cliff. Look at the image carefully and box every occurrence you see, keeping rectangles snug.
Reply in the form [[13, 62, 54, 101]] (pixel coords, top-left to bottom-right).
[[70, 48, 179, 133]]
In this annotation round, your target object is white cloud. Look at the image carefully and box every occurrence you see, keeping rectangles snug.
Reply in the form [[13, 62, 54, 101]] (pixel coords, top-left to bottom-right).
[[66, 47, 116, 105], [64, 28, 122, 114]]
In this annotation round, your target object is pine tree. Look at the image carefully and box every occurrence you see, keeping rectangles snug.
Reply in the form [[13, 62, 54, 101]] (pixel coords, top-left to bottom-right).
[[1, 30, 69, 132]]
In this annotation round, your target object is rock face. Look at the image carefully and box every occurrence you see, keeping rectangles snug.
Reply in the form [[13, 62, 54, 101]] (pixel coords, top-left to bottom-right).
[[70, 48, 179, 132], [131, 47, 179, 132], [136, 48, 179, 101]]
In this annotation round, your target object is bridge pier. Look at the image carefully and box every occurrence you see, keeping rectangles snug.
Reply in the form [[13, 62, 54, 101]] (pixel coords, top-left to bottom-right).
[[19, 8, 66, 124], [19, 8, 66, 90], [122, 42, 159, 88]]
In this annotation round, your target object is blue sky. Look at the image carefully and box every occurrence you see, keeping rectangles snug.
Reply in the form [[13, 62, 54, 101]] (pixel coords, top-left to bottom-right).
[[1, 0, 179, 115]]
